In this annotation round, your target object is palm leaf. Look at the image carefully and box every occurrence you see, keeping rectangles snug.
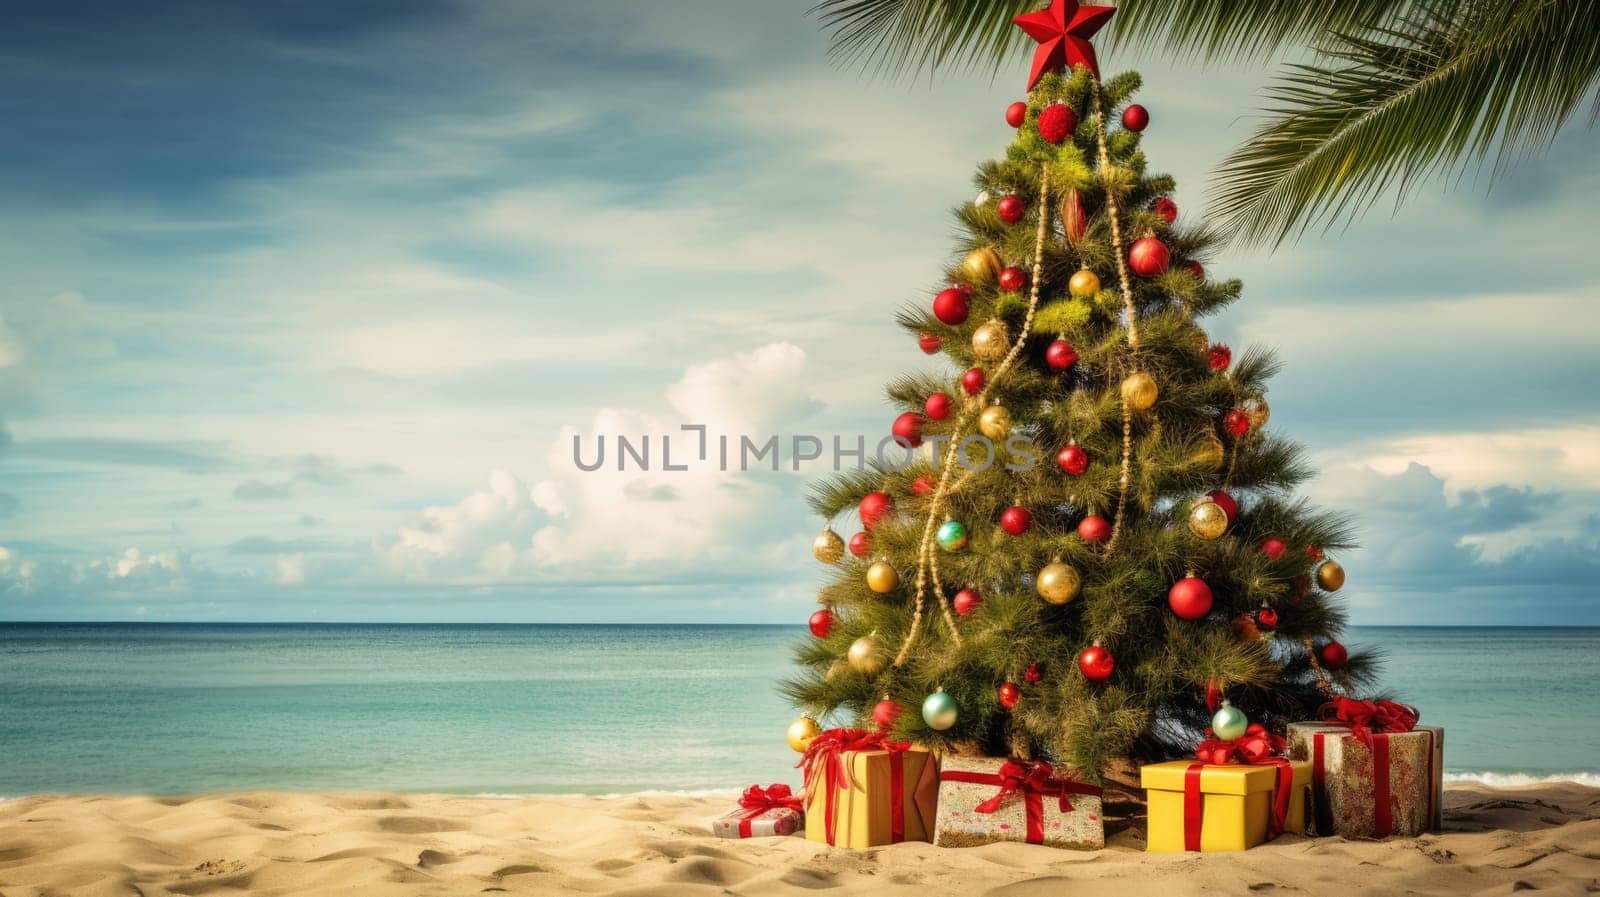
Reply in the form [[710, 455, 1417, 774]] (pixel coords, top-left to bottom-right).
[[1206, 0, 1600, 247], [811, 0, 1415, 78]]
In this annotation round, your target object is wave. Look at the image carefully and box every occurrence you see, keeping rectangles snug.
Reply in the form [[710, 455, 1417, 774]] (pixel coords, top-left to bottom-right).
[[1445, 771, 1600, 788], [468, 787, 743, 800]]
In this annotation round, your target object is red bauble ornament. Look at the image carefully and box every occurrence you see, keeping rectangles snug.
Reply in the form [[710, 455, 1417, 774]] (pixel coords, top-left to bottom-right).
[[925, 391, 952, 421], [1128, 235, 1170, 276], [1320, 640, 1349, 669], [933, 287, 971, 326], [952, 588, 982, 616], [1077, 514, 1110, 543], [1188, 261, 1205, 279], [1207, 343, 1232, 371], [1168, 576, 1214, 620], [1013, 0, 1116, 88], [1005, 100, 1028, 128], [1057, 443, 1088, 476], [1151, 196, 1177, 223], [1290, 576, 1310, 604], [858, 491, 894, 529], [872, 698, 903, 731], [1307, 544, 1325, 560], [1000, 505, 1033, 535], [997, 194, 1026, 224], [848, 531, 871, 558], [998, 266, 1027, 292], [1207, 490, 1237, 521], [1038, 103, 1077, 144], [1045, 338, 1078, 371], [1224, 409, 1251, 437], [911, 475, 934, 497], [997, 681, 1021, 710], [808, 608, 832, 638], [918, 332, 942, 355], [891, 411, 924, 448], [1122, 103, 1149, 132], [1256, 607, 1279, 628], [961, 367, 986, 395], [1261, 537, 1287, 560], [1024, 662, 1043, 683], [1077, 643, 1114, 681]]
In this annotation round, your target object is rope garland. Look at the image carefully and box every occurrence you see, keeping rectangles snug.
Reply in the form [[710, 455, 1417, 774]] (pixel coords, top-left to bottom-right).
[[1092, 80, 1140, 555], [894, 164, 1053, 668]]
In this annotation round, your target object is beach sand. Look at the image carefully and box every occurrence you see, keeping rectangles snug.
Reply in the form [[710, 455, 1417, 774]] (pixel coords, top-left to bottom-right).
[[1, 783, 1595, 896]]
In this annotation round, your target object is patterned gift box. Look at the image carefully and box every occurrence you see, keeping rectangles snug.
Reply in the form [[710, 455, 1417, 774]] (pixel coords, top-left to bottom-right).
[[710, 784, 804, 838], [1142, 758, 1312, 852], [1287, 701, 1443, 839], [933, 755, 1104, 849], [800, 729, 938, 848]]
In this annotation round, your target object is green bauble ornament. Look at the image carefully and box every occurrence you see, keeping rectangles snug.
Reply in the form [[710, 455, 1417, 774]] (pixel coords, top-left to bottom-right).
[[935, 519, 969, 552], [1211, 699, 1249, 741], [921, 689, 958, 731]]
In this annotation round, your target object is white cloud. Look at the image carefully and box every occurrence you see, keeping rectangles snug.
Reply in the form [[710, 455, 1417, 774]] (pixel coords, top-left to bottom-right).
[[275, 553, 307, 586]]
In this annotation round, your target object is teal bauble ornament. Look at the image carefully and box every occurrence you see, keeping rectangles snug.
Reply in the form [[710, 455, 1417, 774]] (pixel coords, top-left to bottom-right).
[[1211, 699, 1249, 741], [935, 519, 969, 552], [921, 689, 958, 731]]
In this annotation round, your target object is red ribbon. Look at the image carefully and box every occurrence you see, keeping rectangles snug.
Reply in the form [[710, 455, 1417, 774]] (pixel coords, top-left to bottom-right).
[[939, 759, 1102, 844], [797, 728, 911, 846], [1313, 698, 1417, 837], [1184, 724, 1294, 851], [733, 783, 803, 837]]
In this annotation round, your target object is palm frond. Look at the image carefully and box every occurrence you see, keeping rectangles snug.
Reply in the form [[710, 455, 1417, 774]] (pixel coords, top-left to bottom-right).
[[811, 0, 1414, 79], [1207, 0, 1600, 247]]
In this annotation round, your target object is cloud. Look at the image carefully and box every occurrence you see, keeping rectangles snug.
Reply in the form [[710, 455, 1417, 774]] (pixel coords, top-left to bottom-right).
[[232, 479, 294, 501], [10, 437, 236, 474], [275, 554, 306, 586], [284, 453, 402, 486]]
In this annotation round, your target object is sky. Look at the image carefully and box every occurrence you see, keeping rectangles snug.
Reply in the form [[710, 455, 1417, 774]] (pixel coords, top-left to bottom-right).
[[1, 0, 1597, 624]]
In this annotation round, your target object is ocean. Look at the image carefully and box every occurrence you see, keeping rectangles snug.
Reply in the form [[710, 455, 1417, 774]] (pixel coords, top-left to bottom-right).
[[0, 623, 1595, 797]]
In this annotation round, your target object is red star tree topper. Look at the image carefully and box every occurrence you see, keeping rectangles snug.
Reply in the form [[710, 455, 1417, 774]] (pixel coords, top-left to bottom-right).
[[1013, 0, 1115, 89]]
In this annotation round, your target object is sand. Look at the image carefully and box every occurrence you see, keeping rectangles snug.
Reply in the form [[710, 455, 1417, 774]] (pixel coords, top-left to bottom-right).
[[0, 783, 1596, 896]]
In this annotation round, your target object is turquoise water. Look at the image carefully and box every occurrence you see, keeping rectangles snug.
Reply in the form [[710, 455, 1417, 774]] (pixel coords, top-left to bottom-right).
[[0, 624, 1595, 796]]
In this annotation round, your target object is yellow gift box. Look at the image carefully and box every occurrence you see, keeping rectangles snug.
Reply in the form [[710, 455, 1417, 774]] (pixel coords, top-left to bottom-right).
[[1141, 759, 1311, 852], [803, 745, 938, 848]]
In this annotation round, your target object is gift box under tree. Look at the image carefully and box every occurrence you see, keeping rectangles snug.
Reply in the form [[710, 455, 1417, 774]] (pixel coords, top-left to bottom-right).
[[1142, 723, 1311, 852], [711, 784, 804, 839], [799, 728, 938, 848], [1287, 697, 1443, 839], [933, 755, 1104, 849]]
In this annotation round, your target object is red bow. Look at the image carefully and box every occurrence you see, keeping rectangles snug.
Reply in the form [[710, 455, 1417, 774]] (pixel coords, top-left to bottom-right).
[[738, 783, 803, 814], [1195, 723, 1284, 766], [1318, 697, 1419, 747], [797, 728, 907, 794], [972, 759, 1099, 815]]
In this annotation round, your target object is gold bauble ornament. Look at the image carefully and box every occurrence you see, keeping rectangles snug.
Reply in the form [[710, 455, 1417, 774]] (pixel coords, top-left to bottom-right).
[[866, 561, 899, 594], [1316, 560, 1346, 592], [1246, 400, 1271, 430], [787, 716, 822, 752], [971, 319, 1010, 362], [1036, 561, 1081, 605], [848, 633, 884, 676], [1121, 371, 1159, 411], [1193, 431, 1226, 470], [961, 247, 1004, 284], [812, 528, 845, 564], [1188, 500, 1229, 540], [978, 404, 1012, 441], [1068, 268, 1101, 299]]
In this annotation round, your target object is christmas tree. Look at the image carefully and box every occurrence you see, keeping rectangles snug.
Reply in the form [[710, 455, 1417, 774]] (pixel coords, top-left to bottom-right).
[[785, 1, 1377, 779]]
